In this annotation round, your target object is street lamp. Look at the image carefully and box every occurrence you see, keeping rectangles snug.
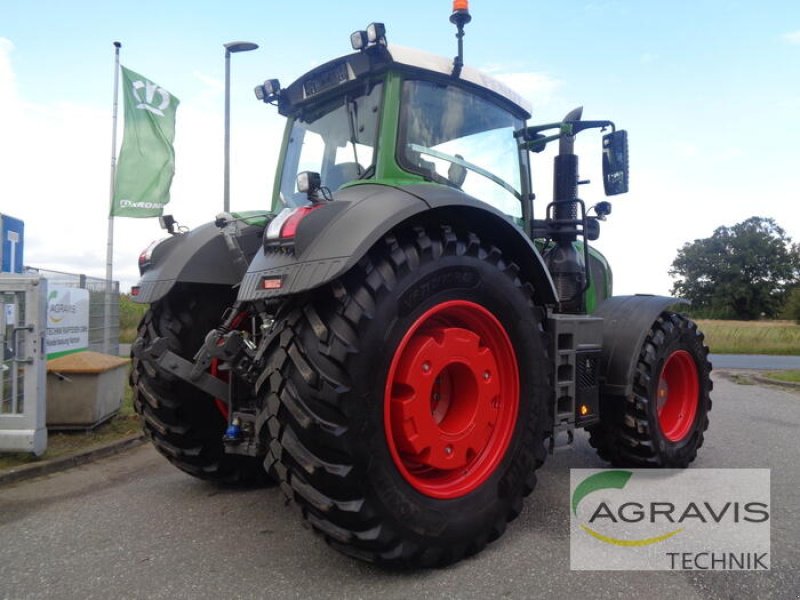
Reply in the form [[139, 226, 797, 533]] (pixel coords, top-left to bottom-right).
[[224, 40, 259, 213]]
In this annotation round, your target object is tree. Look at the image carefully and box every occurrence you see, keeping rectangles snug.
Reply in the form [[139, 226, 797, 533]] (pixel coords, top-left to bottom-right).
[[670, 217, 800, 320], [782, 286, 800, 324]]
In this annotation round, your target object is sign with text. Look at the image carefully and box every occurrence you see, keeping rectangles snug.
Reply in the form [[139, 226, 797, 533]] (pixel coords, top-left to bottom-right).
[[1, 214, 24, 273], [570, 469, 770, 571], [46, 287, 89, 359]]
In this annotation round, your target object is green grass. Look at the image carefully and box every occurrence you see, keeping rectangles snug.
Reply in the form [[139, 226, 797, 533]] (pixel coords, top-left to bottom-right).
[[119, 294, 147, 343], [765, 370, 800, 383], [0, 379, 141, 472], [696, 320, 800, 355]]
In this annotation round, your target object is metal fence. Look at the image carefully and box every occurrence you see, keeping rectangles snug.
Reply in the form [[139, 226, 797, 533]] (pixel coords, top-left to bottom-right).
[[25, 267, 120, 356]]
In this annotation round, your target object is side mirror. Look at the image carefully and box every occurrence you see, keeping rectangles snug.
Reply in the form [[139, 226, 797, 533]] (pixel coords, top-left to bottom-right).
[[602, 130, 629, 196]]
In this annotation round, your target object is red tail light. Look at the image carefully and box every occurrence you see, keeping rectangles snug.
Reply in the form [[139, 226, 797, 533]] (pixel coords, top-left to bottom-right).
[[138, 239, 162, 274], [265, 205, 323, 243]]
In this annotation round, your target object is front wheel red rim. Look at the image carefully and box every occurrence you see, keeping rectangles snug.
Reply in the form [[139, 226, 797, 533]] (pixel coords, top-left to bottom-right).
[[384, 300, 519, 499], [656, 350, 699, 442]]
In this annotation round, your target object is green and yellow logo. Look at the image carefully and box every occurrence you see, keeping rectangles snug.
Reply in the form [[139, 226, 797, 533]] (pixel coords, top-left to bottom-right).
[[572, 470, 683, 547]]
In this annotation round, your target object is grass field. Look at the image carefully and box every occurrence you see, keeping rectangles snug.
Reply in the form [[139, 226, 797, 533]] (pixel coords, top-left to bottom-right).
[[697, 319, 800, 355], [766, 370, 800, 383]]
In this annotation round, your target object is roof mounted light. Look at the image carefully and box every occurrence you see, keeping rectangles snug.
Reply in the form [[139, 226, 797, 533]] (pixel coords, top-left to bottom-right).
[[366, 23, 387, 45], [254, 78, 281, 103], [450, 0, 471, 78], [451, 0, 471, 23], [351, 23, 387, 51], [350, 30, 368, 51]]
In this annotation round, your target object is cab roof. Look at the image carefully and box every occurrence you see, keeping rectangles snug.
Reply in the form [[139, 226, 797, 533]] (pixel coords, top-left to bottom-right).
[[386, 44, 531, 118], [278, 43, 532, 121]]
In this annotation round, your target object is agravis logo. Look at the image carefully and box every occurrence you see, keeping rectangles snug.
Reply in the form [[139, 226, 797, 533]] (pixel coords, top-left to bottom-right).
[[570, 469, 771, 571], [572, 470, 683, 547], [47, 289, 78, 325]]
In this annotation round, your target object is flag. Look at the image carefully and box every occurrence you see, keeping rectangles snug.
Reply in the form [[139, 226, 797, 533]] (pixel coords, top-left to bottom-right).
[[112, 66, 179, 217]]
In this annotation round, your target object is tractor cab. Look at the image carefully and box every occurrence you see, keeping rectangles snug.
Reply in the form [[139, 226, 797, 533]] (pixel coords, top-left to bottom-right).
[[255, 24, 629, 317], [255, 29, 532, 225]]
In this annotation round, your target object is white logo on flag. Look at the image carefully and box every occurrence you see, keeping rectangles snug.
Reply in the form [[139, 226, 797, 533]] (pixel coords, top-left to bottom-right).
[[132, 80, 171, 116]]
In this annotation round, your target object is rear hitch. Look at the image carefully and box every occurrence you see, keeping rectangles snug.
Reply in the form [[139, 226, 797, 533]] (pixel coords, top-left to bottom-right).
[[193, 328, 256, 379], [132, 335, 228, 400], [222, 411, 262, 457]]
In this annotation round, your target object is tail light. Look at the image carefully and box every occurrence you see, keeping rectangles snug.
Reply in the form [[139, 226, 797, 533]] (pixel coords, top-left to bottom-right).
[[138, 239, 163, 274], [265, 205, 324, 244]]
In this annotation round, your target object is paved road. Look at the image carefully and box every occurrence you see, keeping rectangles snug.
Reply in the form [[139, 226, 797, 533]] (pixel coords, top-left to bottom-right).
[[121, 345, 800, 370], [1, 375, 798, 600], [710, 354, 800, 371]]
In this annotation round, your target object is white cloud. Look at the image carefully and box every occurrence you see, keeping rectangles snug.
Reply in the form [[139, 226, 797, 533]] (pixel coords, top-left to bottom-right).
[[782, 30, 800, 45]]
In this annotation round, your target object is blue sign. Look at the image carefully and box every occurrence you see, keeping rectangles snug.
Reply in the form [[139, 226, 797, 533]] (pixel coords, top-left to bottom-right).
[[1, 215, 24, 273]]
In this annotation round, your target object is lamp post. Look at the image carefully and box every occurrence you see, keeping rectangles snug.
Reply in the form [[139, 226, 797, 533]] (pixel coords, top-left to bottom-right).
[[224, 41, 259, 213]]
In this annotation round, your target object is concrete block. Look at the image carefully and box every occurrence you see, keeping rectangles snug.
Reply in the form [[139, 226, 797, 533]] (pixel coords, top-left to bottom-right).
[[46, 351, 130, 430]]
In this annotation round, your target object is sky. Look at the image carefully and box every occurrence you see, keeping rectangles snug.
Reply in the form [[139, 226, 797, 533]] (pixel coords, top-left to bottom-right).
[[1, 0, 799, 296]]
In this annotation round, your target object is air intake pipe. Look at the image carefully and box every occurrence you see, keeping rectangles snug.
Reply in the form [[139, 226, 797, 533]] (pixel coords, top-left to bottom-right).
[[545, 107, 586, 313]]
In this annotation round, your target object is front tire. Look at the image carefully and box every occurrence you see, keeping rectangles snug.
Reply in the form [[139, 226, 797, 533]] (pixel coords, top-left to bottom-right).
[[588, 312, 712, 467], [261, 226, 549, 566]]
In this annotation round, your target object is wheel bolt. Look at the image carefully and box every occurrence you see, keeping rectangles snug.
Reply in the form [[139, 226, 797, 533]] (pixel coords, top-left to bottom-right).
[[445, 445, 453, 455], [422, 362, 431, 373], [483, 371, 490, 380]]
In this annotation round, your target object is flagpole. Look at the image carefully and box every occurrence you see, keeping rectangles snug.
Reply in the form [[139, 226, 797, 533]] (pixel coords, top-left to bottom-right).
[[104, 41, 121, 355]]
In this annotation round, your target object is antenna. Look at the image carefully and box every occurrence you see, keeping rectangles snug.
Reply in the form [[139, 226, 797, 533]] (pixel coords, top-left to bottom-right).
[[450, 0, 471, 78]]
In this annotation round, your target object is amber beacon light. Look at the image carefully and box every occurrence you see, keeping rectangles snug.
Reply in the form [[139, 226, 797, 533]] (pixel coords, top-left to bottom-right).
[[450, 0, 471, 77]]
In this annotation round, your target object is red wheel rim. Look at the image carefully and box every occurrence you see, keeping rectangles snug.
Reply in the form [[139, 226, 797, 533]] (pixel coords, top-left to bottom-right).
[[384, 300, 519, 499], [656, 350, 699, 442]]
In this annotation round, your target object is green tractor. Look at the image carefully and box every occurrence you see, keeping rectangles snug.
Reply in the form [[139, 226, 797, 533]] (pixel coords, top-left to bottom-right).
[[131, 5, 712, 567]]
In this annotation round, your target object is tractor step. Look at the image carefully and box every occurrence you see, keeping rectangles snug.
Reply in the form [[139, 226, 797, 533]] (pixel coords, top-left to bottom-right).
[[548, 313, 603, 433]]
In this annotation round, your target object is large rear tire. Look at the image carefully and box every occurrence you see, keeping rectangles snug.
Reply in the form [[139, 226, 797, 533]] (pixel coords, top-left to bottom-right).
[[131, 285, 267, 484], [261, 226, 549, 566], [588, 312, 712, 467]]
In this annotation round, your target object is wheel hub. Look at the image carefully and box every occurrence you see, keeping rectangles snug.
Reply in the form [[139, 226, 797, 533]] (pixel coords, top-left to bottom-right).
[[385, 300, 518, 499], [656, 350, 700, 442]]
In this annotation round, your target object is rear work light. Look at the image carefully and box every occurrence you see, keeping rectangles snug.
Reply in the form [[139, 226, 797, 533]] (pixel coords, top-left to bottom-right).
[[265, 205, 323, 244]]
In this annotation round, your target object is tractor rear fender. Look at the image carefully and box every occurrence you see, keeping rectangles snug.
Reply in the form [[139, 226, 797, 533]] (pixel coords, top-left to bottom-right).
[[593, 295, 690, 398], [134, 220, 266, 304], [237, 183, 559, 306]]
